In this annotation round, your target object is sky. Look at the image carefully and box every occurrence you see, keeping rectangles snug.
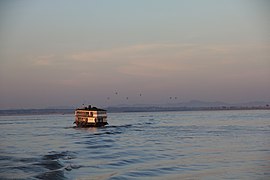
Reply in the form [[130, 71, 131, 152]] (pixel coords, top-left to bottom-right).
[[0, 0, 269, 109]]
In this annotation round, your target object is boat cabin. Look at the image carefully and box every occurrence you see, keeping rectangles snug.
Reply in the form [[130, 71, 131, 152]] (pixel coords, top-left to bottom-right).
[[74, 105, 108, 127]]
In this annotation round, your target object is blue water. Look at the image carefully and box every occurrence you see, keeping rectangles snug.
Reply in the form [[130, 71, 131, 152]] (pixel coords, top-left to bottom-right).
[[1, 110, 270, 179]]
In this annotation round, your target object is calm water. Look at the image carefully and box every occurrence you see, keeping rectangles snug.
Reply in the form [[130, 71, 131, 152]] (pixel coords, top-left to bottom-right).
[[0, 110, 270, 180]]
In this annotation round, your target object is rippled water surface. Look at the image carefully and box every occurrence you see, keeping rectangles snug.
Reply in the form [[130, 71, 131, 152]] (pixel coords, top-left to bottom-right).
[[1, 110, 270, 179]]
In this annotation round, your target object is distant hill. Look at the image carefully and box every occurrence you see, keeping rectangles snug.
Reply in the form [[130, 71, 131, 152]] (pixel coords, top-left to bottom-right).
[[167, 100, 230, 107], [171, 100, 270, 108], [113, 100, 270, 108], [0, 109, 74, 116], [0, 100, 269, 115]]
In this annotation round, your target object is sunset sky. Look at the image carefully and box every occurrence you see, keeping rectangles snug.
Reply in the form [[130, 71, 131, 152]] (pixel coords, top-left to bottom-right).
[[0, 0, 269, 109]]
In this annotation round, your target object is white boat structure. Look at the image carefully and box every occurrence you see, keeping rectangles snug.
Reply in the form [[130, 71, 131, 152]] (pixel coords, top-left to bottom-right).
[[74, 105, 108, 127]]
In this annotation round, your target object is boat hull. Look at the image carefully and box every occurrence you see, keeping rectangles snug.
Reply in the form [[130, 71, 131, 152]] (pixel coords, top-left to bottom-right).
[[74, 121, 108, 127]]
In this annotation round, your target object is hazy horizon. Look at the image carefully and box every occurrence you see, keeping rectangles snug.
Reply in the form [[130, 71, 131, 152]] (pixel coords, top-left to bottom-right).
[[1, 0, 270, 109]]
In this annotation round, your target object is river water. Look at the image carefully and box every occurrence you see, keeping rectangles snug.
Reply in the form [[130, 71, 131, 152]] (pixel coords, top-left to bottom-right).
[[0, 110, 270, 179]]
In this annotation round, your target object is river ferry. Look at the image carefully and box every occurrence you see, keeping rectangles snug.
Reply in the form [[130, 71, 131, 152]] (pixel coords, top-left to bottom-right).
[[74, 105, 108, 127]]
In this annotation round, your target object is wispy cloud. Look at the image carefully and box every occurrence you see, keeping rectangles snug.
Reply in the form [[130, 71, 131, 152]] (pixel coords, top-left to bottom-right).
[[69, 43, 200, 77], [32, 43, 270, 80], [70, 43, 182, 62], [33, 54, 56, 66]]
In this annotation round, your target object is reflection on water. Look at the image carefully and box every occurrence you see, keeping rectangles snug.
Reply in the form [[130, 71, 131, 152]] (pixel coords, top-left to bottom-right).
[[0, 110, 270, 179]]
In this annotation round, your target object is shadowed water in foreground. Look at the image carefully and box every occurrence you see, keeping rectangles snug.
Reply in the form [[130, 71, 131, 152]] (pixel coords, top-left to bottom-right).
[[1, 110, 270, 179]]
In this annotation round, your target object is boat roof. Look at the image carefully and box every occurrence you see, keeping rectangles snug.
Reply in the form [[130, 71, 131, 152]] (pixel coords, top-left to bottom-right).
[[76, 106, 106, 111]]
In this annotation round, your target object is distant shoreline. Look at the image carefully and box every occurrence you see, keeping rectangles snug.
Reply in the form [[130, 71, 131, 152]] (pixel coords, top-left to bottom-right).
[[0, 106, 269, 116]]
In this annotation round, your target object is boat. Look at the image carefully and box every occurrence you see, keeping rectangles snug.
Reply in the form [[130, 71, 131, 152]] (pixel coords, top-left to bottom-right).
[[74, 105, 108, 127]]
